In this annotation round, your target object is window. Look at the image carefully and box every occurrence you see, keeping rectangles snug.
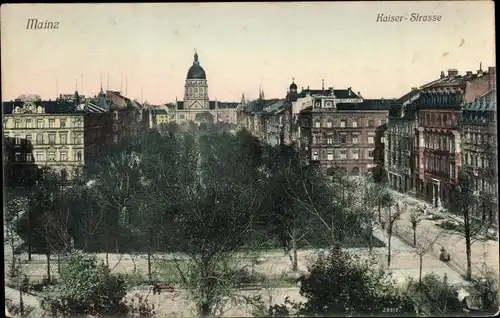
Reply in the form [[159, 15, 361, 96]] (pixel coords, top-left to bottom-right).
[[340, 134, 347, 143], [48, 134, 56, 145], [60, 119, 66, 128], [76, 151, 82, 162], [14, 153, 21, 162], [315, 121, 320, 128], [340, 120, 346, 128], [381, 137, 386, 144], [326, 136, 333, 144], [26, 153, 32, 162], [312, 151, 319, 161], [327, 121, 332, 128], [352, 150, 359, 160], [15, 120, 21, 128], [368, 136, 374, 144], [368, 119, 374, 127], [26, 134, 32, 143], [60, 134, 67, 144], [368, 150, 374, 159], [114, 111, 119, 120], [352, 135, 359, 144], [49, 119, 55, 128], [26, 119, 32, 128], [340, 150, 347, 160], [60, 151, 67, 161], [113, 134, 119, 143], [49, 152, 55, 161], [327, 152, 334, 161], [37, 133, 44, 144], [113, 124, 118, 132], [36, 152, 43, 162], [37, 119, 44, 128], [15, 135, 21, 145], [352, 120, 358, 128]]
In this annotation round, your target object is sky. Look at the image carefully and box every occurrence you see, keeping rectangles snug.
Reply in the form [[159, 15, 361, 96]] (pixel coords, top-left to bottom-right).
[[1, 2, 495, 104]]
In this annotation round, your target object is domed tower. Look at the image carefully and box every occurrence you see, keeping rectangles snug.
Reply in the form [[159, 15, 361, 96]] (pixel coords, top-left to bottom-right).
[[184, 50, 209, 108]]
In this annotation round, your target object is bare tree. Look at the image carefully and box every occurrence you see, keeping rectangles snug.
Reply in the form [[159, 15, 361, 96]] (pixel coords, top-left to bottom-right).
[[90, 151, 142, 267], [385, 200, 400, 268], [412, 228, 445, 286], [409, 208, 422, 247], [447, 170, 494, 280], [4, 191, 29, 279]]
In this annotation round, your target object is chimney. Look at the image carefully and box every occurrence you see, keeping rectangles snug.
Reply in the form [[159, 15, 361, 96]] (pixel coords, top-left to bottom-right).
[[466, 71, 473, 76], [440, 71, 445, 79], [488, 66, 496, 90], [348, 87, 352, 96], [411, 87, 418, 91], [447, 69, 459, 77], [307, 86, 310, 90]]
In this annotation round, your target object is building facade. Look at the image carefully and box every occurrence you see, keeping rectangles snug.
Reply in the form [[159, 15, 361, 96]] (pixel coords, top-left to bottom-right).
[[3, 92, 113, 178], [176, 51, 238, 124], [459, 89, 497, 223], [414, 67, 495, 208], [385, 89, 420, 193], [296, 89, 391, 174]]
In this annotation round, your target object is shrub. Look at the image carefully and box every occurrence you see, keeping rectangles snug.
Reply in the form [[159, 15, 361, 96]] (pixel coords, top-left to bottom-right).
[[40, 253, 128, 316], [470, 265, 499, 312], [276, 245, 415, 316], [404, 273, 463, 316]]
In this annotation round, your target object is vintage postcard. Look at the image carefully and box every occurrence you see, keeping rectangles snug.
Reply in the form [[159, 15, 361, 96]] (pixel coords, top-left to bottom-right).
[[2, 2, 497, 317]]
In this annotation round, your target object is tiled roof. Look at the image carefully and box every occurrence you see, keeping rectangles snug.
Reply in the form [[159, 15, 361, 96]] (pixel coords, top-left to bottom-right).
[[415, 91, 464, 109], [462, 90, 496, 112], [336, 98, 393, 111], [217, 102, 239, 109], [155, 109, 168, 115], [263, 99, 285, 115], [297, 88, 361, 99], [2, 100, 82, 114]]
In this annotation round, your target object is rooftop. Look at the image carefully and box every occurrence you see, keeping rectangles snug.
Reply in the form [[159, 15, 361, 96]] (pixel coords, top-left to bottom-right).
[[462, 90, 496, 112]]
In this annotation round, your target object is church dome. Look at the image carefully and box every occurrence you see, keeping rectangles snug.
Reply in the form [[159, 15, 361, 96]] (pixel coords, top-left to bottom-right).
[[187, 52, 206, 80], [289, 79, 297, 91]]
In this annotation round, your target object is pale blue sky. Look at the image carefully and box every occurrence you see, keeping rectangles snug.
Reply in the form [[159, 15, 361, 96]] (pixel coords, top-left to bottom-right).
[[1, 2, 495, 104]]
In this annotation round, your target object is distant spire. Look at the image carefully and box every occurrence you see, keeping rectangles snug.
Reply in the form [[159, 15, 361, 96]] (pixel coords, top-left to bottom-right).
[[100, 70, 103, 91], [322, 79, 325, 91], [75, 79, 78, 92], [480, 62, 483, 71]]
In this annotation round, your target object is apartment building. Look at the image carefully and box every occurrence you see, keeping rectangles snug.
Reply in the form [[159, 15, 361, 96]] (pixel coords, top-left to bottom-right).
[[296, 90, 391, 174], [459, 89, 497, 223], [2, 93, 112, 178]]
